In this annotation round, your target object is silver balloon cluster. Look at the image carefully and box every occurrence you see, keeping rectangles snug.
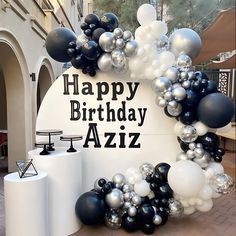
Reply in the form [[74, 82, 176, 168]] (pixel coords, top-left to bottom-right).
[[168, 198, 184, 217], [105, 209, 123, 229], [98, 28, 137, 73], [211, 173, 234, 195], [185, 142, 211, 168]]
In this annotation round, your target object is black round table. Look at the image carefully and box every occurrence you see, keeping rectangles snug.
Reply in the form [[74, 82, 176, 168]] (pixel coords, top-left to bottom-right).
[[35, 141, 54, 155], [60, 135, 83, 152], [36, 129, 63, 151]]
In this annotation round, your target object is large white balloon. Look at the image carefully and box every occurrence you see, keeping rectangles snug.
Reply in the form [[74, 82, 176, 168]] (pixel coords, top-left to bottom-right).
[[196, 199, 213, 212], [137, 4, 157, 26], [134, 180, 151, 197], [150, 21, 168, 38], [168, 160, 205, 197], [217, 122, 231, 133], [193, 121, 209, 136]]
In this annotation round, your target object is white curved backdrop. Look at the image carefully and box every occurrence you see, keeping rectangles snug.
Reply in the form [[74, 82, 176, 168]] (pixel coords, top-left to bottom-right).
[[36, 67, 180, 191]]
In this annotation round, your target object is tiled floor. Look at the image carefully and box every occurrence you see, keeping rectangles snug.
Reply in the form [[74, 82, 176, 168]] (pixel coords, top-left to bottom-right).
[[0, 153, 235, 236]]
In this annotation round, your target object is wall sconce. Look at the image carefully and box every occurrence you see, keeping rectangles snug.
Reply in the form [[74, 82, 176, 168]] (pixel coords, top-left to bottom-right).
[[30, 73, 36, 82]]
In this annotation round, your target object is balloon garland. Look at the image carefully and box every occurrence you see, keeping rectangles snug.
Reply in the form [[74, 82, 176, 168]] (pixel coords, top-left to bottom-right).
[[45, 4, 235, 235]]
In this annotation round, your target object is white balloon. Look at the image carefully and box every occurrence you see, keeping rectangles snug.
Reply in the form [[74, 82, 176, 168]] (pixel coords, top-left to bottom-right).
[[217, 122, 231, 133], [134, 180, 151, 197], [137, 4, 157, 26], [168, 160, 205, 197], [174, 121, 184, 135], [193, 121, 209, 136], [184, 206, 195, 215], [206, 162, 224, 176], [150, 21, 168, 38], [196, 199, 213, 212], [198, 185, 213, 200], [159, 51, 176, 67], [211, 190, 221, 198]]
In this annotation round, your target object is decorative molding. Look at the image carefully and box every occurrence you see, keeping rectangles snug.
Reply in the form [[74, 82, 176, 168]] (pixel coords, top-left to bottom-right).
[[31, 16, 48, 40], [12, 0, 29, 14], [32, 0, 46, 16]]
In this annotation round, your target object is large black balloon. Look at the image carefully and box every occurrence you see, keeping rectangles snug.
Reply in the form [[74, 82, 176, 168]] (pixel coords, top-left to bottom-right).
[[155, 183, 173, 199], [137, 204, 155, 223], [46, 27, 76, 62], [85, 14, 100, 26], [75, 191, 106, 225], [197, 93, 235, 128], [81, 40, 101, 60], [121, 214, 139, 232], [182, 89, 201, 108], [198, 132, 219, 152], [155, 163, 170, 180], [100, 13, 119, 31]]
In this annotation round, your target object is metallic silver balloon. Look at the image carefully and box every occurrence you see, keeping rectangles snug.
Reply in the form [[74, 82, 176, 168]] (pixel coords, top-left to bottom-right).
[[153, 214, 162, 225], [168, 100, 178, 108], [123, 184, 133, 193], [186, 149, 195, 159], [99, 32, 116, 52], [167, 103, 182, 116], [188, 70, 195, 79], [194, 152, 211, 168], [189, 142, 196, 150], [156, 97, 168, 107], [113, 61, 128, 74], [194, 147, 205, 158], [106, 188, 124, 209], [124, 192, 132, 202], [97, 53, 113, 72], [112, 173, 126, 189], [196, 143, 203, 148], [128, 206, 137, 217], [164, 67, 179, 83], [123, 201, 132, 210], [180, 71, 188, 80], [182, 80, 191, 89], [156, 35, 169, 50], [111, 49, 126, 67], [116, 38, 125, 49], [164, 91, 173, 101], [123, 30, 133, 41], [152, 77, 172, 93], [176, 152, 188, 161], [132, 195, 142, 206], [169, 28, 202, 59], [105, 209, 122, 229], [124, 40, 137, 57], [113, 28, 123, 39], [139, 163, 154, 178], [180, 125, 198, 143], [172, 87, 186, 101], [211, 174, 234, 194], [177, 54, 192, 69], [168, 198, 184, 217], [76, 34, 89, 45]]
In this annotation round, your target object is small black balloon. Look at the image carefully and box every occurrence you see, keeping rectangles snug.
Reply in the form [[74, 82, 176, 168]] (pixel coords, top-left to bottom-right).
[[179, 110, 197, 125], [137, 204, 155, 223], [46, 27, 77, 62], [158, 198, 169, 207], [141, 223, 155, 235], [82, 40, 101, 60], [205, 80, 218, 94], [180, 141, 189, 152], [191, 80, 203, 92], [92, 28, 106, 42], [145, 174, 153, 183], [100, 13, 119, 31], [81, 22, 88, 30], [182, 89, 201, 108], [152, 171, 163, 185], [102, 182, 113, 193], [121, 214, 139, 232], [216, 148, 225, 157], [67, 48, 76, 58], [68, 41, 76, 48], [157, 207, 169, 225], [156, 183, 173, 199], [195, 71, 208, 80], [214, 155, 222, 162], [197, 92, 235, 128], [155, 163, 171, 180], [199, 78, 208, 88], [150, 182, 159, 191], [198, 132, 219, 152], [84, 29, 92, 37], [75, 191, 106, 225], [71, 54, 87, 69], [85, 13, 100, 26], [98, 178, 106, 187]]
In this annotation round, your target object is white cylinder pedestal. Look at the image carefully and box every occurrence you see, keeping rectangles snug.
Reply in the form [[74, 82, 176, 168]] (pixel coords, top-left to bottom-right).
[[4, 172, 48, 236], [28, 147, 82, 236]]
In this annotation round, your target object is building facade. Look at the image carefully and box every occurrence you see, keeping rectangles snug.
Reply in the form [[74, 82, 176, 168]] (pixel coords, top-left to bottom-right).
[[0, 0, 93, 171]]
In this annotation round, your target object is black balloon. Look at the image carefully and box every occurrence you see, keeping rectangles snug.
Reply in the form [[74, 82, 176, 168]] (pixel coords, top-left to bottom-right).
[[121, 214, 139, 232], [198, 132, 219, 152], [141, 223, 155, 234], [100, 13, 119, 31], [157, 207, 168, 225], [155, 163, 170, 180], [182, 89, 201, 108], [197, 93, 235, 128], [46, 27, 76, 62], [180, 140, 190, 152], [75, 191, 106, 225], [195, 71, 208, 80], [98, 178, 107, 187], [71, 54, 87, 69], [152, 171, 164, 185], [155, 183, 173, 199], [164, 107, 174, 117], [85, 14, 100, 27], [92, 28, 106, 42], [179, 110, 197, 125], [214, 155, 222, 162], [216, 148, 225, 156], [84, 29, 92, 37], [137, 204, 155, 223], [82, 40, 101, 60]]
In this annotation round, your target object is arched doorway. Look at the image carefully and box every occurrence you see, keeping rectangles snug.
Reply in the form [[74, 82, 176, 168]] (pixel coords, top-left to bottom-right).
[[37, 64, 53, 112], [0, 32, 31, 172]]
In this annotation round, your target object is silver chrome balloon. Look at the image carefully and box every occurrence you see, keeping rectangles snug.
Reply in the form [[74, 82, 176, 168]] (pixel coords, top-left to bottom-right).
[[167, 103, 182, 116], [182, 80, 191, 89], [123, 201, 132, 210], [99, 32, 116, 52], [124, 192, 132, 202], [168, 198, 184, 217], [193, 152, 211, 168], [186, 149, 195, 159], [128, 206, 137, 217], [112, 173, 126, 189], [123, 183, 133, 193], [105, 209, 122, 229], [176, 152, 188, 161], [139, 163, 154, 178], [132, 195, 142, 206], [168, 100, 178, 108], [124, 40, 137, 57], [211, 174, 234, 194], [116, 38, 125, 49], [164, 91, 173, 101], [177, 54, 192, 70], [153, 214, 162, 225], [97, 53, 113, 72], [123, 30, 133, 41], [172, 87, 186, 101], [164, 67, 179, 83], [106, 188, 124, 209], [189, 142, 196, 150], [113, 28, 124, 39], [180, 71, 189, 80], [156, 97, 168, 107], [156, 35, 169, 51], [180, 125, 198, 143], [111, 49, 126, 67], [169, 28, 202, 59], [194, 147, 205, 158], [152, 77, 172, 93], [196, 143, 203, 148]]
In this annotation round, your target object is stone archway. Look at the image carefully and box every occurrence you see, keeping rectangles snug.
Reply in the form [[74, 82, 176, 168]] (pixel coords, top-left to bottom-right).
[[0, 30, 31, 172]]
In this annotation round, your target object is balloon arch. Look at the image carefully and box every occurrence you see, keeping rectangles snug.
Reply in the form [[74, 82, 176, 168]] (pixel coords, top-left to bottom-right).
[[45, 4, 234, 235]]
